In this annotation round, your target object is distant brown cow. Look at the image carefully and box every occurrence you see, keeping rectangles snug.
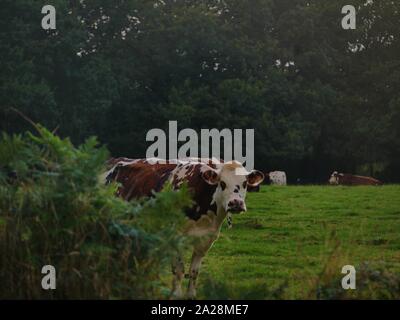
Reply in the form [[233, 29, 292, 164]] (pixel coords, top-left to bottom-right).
[[329, 171, 383, 186]]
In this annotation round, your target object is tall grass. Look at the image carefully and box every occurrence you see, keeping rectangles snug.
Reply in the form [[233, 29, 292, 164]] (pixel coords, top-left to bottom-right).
[[196, 186, 400, 299], [197, 232, 400, 299]]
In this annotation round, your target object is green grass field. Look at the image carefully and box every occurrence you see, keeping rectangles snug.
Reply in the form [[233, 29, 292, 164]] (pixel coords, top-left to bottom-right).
[[194, 185, 400, 299]]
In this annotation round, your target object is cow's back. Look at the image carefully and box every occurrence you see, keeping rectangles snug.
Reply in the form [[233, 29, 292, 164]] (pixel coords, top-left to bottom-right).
[[340, 174, 382, 186], [105, 158, 219, 221]]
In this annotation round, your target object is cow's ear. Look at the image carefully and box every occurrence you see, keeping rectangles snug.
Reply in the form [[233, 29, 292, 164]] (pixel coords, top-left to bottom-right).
[[201, 169, 219, 185], [247, 170, 264, 187]]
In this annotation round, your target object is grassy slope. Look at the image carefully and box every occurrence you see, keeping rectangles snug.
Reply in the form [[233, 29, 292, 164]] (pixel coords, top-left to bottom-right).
[[197, 185, 400, 298]]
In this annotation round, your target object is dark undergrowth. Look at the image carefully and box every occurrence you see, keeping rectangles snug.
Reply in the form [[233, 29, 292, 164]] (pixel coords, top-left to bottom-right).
[[0, 125, 191, 299]]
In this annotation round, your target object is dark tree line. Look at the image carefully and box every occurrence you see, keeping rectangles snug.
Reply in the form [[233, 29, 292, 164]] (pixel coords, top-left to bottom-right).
[[1, 0, 399, 182]]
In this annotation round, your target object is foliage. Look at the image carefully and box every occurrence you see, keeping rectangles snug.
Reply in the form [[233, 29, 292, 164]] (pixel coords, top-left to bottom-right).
[[1, 1, 399, 181], [0, 125, 192, 299]]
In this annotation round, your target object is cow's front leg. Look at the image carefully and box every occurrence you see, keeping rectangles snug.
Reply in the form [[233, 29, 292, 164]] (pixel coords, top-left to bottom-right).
[[171, 255, 185, 299], [187, 234, 217, 299], [187, 251, 204, 299]]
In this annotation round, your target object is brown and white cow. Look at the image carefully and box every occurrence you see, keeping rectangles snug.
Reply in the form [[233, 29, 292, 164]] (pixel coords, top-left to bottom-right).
[[104, 157, 264, 299], [329, 171, 383, 186]]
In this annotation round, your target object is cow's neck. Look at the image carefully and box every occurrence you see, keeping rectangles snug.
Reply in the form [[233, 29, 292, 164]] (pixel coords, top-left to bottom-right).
[[214, 205, 228, 229], [210, 191, 229, 229]]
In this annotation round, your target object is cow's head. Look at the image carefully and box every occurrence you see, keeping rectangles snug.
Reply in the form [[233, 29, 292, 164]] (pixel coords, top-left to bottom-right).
[[329, 171, 342, 185], [201, 161, 264, 213]]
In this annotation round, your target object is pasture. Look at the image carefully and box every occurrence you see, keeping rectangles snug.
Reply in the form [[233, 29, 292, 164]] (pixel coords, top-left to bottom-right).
[[192, 185, 400, 299]]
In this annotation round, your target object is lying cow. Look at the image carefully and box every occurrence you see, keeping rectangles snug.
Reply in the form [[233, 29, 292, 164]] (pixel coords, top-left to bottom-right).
[[329, 171, 383, 186], [104, 157, 264, 299]]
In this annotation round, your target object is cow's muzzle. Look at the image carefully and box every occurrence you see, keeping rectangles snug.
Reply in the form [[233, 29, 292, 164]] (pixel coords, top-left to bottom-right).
[[227, 199, 246, 214]]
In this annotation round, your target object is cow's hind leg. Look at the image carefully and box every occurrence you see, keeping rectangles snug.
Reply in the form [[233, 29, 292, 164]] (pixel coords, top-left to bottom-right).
[[171, 255, 185, 299]]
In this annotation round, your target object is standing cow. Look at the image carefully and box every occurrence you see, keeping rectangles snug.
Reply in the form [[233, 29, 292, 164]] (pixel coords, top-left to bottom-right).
[[329, 171, 383, 186], [104, 157, 264, 299]]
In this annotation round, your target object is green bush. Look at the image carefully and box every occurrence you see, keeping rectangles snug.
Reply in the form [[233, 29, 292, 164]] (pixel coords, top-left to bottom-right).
[[0, 125, 192, 299]]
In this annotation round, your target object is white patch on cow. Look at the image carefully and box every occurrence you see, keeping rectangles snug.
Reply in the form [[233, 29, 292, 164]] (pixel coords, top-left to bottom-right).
[[185, 157, 222, 166], [169, 158, 223, 184], [116, 159, 141, 166], [269, 171, 287, 185], [329, 171, 340, 185]]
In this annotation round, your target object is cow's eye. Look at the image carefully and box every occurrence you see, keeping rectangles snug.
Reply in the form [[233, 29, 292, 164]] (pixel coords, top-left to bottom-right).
[[243, 181, 247, 189], [220, 181, 226, 190]]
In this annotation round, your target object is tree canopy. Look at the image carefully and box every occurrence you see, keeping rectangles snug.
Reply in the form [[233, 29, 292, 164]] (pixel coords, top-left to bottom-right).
[[1, 0, 399, 182]]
